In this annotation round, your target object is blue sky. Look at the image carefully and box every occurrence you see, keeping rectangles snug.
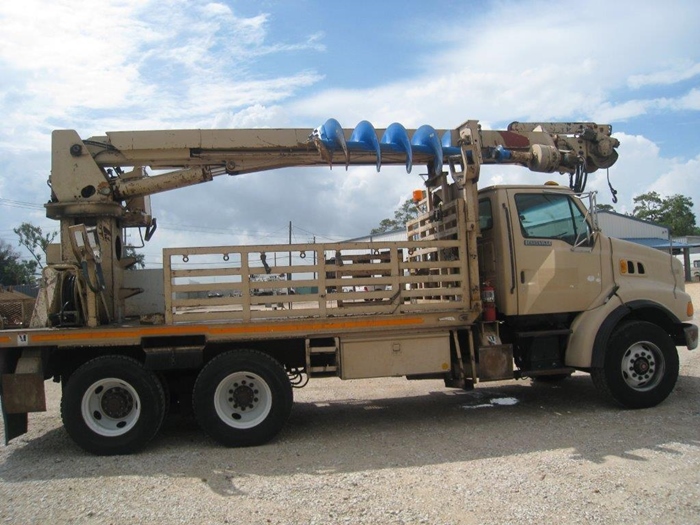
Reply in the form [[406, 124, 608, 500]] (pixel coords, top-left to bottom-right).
[[1, 0, 699, 267]]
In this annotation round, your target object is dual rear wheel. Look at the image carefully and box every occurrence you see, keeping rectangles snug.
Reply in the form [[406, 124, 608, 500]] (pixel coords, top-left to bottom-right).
[[61, 349, 292, 455]]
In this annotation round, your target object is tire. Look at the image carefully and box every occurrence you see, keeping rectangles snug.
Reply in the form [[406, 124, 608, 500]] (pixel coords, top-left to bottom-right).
[[192, 349, 293, 447], [156, 372, 171, 417], [61, 355, 166, 455], [591, 321, 679, 409]]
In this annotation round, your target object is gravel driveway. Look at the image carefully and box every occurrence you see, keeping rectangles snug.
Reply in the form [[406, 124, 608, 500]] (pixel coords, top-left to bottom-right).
[[1, 284, 699, 524]]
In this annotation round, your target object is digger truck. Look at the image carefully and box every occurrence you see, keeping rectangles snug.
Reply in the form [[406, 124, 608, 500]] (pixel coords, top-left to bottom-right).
[[0, 117, 696, 455]]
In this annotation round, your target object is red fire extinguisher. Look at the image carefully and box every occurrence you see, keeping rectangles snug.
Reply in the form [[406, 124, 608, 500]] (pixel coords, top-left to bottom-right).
[[481, 281, 496, 322]]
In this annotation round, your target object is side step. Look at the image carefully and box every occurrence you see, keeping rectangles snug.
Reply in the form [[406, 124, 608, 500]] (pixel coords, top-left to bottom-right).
[[515, 328, 572, 338], [305, 338, 339, 376], [515, 367, 575, 379]]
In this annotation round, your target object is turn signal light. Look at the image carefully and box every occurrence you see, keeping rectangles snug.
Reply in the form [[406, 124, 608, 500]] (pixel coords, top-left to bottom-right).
[[688, 301, 694, 318]]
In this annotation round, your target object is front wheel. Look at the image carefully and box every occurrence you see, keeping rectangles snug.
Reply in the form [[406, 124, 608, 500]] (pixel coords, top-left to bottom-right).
[[591, 321, 679, 409], [192, 350, 293, 447], [61, 356, 166, 455]]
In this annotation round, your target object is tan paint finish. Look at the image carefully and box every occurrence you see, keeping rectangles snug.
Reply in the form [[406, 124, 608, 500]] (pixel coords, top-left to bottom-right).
[[505, 188, 603, 316], [340, 332, 451, 379]]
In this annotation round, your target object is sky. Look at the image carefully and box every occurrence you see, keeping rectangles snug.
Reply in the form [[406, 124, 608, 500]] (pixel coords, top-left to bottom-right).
[[1, 0, 699, 268]]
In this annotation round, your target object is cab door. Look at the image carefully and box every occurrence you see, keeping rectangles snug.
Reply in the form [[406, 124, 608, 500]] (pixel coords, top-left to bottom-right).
[[506, 189, 602, 315]]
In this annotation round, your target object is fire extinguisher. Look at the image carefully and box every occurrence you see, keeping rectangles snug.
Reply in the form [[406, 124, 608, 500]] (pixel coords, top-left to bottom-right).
[[481, 281, 496, 322]]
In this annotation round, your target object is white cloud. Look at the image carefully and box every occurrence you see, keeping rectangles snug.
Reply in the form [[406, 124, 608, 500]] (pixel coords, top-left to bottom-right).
[[0, 0, 325, 151], [290, 0, 700, 127], [672, 88, 700, 111], [583, 133, 700, 219], [211, 105, 289, 128], [628, 61, 700, 89]]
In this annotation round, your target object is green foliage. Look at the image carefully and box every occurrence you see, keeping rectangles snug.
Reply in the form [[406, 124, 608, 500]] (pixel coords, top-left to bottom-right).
[[0, 240, 38, 285], [13, 222, 57, 269], [632, 192, 700, 236], [371, 198, 419, 235], [632, 192, 664, 222], [124, 246, 146, 270]]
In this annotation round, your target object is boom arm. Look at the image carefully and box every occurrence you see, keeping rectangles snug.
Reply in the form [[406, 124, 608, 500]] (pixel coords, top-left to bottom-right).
[[48, 118, 618, 215], [42, 118, 618, 328]]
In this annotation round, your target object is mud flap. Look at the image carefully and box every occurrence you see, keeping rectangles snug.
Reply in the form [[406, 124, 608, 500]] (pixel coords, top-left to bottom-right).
[[1, 405, 28, 445], [1, 374, 46, 444], [0, 349, 47, 444]]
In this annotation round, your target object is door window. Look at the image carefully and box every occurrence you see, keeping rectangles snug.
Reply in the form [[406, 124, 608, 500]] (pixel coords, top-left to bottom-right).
[[514, 193, 591, 246], [478, 198, 493, 231]]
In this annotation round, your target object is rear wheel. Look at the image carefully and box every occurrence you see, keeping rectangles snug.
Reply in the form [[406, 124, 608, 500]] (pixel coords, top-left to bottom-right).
[[591, 321, 679, 408], [192, 349, 293, 447], [61, 356, 166, 455]]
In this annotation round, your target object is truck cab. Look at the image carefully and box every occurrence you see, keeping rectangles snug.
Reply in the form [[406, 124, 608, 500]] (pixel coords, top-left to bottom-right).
[[477, 184, 697, 406], [478, 184, 601, 318]]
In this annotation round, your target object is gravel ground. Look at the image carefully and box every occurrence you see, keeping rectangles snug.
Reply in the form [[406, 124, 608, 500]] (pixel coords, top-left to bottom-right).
[[1, 284, 699, 524]]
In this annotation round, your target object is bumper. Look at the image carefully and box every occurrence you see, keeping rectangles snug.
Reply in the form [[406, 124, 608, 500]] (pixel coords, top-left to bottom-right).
[[683, 323, 698, 350]]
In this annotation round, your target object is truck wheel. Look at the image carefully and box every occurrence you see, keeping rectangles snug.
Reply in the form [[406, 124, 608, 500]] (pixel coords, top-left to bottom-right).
[[591, 321, 679, 409], [192, 349, 293, 447], [61, 356, 166, 455]]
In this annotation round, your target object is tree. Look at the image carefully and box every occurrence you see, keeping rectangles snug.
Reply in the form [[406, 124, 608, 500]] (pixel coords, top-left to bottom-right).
[[0, 240, 38, 285], [124, 246, 146, 270], [371, 198, 420, 234], [660, 194, 700, 236], [632, 192, 700, 236], [13, 222, 57, 269], [632, 192, 664, 223]]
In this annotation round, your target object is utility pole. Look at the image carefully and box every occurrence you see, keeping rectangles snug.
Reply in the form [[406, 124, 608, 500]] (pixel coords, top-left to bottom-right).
[[288, 221, 292, 309], [288, 221, 292, 282]]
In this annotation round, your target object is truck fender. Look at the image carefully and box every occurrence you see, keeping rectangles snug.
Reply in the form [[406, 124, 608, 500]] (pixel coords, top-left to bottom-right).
[[565, 297, 624, 369], [565, 299, 682, 369]]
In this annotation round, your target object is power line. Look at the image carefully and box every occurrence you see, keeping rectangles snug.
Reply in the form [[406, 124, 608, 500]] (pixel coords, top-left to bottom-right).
[[158, 224, 291, 238], [156, 222, 342, 241], [0, 198, 45, 210], [292, 224, 344, 242]]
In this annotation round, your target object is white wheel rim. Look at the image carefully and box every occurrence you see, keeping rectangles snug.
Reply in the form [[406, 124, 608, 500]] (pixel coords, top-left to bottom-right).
[[81, 378, 141, 437], [214, 371, 272, 429], [621, 341, 665, 391]]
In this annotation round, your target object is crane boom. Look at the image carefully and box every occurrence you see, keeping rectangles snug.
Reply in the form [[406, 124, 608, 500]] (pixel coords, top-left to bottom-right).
[[48, 118, 618, 208], [42, 117, 618, 327]]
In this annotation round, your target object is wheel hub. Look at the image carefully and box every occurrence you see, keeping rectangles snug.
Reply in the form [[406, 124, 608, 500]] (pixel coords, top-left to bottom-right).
[[227, 379, 260, 411], [633, 357, 651, 375], [100, 386, 135, 418], [81, 377, 142, 437], [214, 371, 272, 429], [621, 343, 663, 391]]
